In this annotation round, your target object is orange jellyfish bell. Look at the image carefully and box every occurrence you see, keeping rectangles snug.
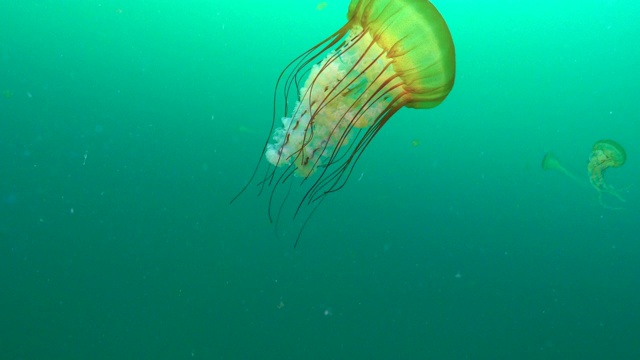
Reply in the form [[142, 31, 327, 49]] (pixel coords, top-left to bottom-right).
[[236, 0, 456, 244]]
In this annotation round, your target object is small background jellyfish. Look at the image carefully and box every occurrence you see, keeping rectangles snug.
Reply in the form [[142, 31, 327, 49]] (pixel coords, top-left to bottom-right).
[[542, 139, 627, 208], [587, 139, 627, 205], [233, 0, 456, 244], [542, 152, 581, 185]]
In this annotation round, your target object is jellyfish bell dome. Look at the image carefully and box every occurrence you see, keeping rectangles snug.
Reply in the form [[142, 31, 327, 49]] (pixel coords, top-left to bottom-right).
[[592, 139, 626, 167], [347, 0, 456, 109]]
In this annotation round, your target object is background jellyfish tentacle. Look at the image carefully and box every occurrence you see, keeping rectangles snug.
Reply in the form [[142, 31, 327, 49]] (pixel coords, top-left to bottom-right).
[[233, 0, 456, 244]]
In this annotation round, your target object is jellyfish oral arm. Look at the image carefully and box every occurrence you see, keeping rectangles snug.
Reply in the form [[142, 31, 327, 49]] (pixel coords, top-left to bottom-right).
[[265, 26, 404, 182]]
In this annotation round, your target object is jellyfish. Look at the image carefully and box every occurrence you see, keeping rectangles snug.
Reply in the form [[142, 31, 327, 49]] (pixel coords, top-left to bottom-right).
[[234, 0, 455, 244], [588, 139, 626, 204], [543, 140, 628, 208], [542, 151, 580, 184]]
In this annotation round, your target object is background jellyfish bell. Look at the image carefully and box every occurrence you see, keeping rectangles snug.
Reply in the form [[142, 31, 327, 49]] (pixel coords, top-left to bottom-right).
[[588, 139, 627, 206], [235, 0, 456, 244], [588, 139, 626, 171]]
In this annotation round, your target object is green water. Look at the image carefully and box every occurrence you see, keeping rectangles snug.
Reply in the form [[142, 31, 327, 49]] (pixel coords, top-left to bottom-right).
[[1, 1, 639, 359]]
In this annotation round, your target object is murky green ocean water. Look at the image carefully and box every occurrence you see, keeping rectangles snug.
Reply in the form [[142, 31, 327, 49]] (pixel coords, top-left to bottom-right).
[[2, 1, 639, 359]]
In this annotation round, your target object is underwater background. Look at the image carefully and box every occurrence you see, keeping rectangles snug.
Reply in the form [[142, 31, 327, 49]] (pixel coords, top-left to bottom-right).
[[1, 0, 639, 359]]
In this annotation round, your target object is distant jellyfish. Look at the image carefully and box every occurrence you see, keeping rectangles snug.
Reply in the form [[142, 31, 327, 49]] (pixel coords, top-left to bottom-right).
[[234, 0, 456, 245], [543, 140, 628, 209], [542, 151, 580, 184], [588, 139, 626, 204]]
